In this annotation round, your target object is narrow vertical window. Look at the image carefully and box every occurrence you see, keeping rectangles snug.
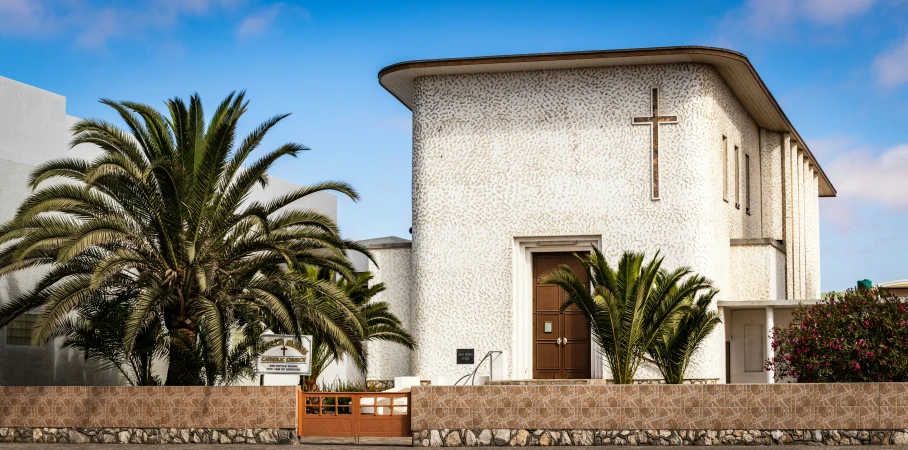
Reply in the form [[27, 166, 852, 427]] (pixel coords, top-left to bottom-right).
[[745, 154, 751, 215], [734, 145, 740, 209], [722, 136, 728, 202]]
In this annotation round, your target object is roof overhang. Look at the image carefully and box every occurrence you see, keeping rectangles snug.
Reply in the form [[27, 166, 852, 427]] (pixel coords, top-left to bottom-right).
[[879, 279, 908, 289], [717, 299, 822, 310], [378, 46, 836, 197]]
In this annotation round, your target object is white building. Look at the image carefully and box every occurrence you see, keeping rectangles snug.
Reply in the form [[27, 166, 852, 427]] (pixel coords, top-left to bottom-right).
[[0, 76, 338, 386], [359, 47, 835, 384]]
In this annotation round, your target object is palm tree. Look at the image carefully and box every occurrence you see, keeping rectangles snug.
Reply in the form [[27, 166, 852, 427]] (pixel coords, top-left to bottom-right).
[[647, 289, 721, 384], [539, 247, 715, 384], [48, 289, 166, 386], [0, 92, 370, 385], [301, 269, 416, 391]]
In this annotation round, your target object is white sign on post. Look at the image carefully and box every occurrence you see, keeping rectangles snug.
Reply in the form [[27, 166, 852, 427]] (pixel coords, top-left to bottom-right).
[[256, 334, 312, 375]]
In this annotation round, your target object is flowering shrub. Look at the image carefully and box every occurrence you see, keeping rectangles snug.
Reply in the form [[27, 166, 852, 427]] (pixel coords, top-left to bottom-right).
[[768, 288, 908, 382]]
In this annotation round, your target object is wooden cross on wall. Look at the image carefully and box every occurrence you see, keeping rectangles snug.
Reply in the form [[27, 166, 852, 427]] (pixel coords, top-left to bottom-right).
[[633, 88, 677, 200]]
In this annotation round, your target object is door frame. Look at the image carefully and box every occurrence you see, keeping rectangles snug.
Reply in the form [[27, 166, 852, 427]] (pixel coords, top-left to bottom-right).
[[512, 235, 602, 380]]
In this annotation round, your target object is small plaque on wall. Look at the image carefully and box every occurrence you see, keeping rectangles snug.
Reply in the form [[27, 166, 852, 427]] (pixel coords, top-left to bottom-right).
[[456, 348, 474, 365]]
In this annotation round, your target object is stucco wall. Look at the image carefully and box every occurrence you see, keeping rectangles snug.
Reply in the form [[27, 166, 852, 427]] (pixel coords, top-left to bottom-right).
[[729, 243, 786, 301], [364, 246, 413, 380], [760, 129, 785, 241], [781, 140, 822, 301], [0, 78, 122, 386], [410, 63, 756, 381], [703, 67, 762, 243]]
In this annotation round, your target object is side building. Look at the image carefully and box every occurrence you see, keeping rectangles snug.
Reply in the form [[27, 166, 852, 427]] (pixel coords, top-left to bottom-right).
[[0, 76, 337, 386]]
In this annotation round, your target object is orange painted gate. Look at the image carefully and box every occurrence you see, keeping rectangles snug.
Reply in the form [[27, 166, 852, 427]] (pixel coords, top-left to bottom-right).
[[297, 391, 411, 438]]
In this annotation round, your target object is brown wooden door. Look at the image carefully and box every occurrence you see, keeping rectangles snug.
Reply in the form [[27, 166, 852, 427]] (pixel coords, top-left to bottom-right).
[[533, 252, 591, 379]]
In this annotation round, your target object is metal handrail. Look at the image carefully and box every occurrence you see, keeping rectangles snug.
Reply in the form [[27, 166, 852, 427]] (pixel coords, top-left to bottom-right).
[[454, 350, 502, 386]]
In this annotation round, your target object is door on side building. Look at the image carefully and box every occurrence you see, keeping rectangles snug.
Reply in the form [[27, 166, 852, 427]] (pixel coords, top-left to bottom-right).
[[532, 252, 592, 379]]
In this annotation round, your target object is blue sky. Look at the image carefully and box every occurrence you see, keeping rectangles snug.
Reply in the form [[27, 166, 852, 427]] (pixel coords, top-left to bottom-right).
[[1, 0, 908, 293]]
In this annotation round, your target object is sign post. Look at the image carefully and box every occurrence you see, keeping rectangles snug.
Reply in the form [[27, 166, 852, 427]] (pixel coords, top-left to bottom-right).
[[257, 334, 313, 377]]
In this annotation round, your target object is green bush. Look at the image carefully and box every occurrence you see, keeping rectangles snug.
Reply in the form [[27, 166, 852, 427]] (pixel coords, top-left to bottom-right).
[[769, 287, 908, 382]]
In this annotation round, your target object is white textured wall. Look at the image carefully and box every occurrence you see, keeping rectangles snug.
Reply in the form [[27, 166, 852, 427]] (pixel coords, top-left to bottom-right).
[[365, 246, 413, 379], [729, 244, 787, 301], [0, 77, 122, 385], [410, 63, 757, 381], [760, 130, 784, 240], [779, 138, 822, 301], [703, 68, 762, 243]]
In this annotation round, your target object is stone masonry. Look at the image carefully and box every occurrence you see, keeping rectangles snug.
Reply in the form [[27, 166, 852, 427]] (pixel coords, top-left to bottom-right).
[[0, 427, 297, 445], [413, 429, 908, 446]]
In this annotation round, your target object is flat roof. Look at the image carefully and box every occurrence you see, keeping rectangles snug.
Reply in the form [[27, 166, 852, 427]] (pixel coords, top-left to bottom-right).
[[378, 46, 835, 197]]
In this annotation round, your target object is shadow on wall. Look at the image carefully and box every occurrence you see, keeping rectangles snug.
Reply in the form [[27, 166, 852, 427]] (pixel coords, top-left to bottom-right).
[[0, 273, 124, 386]]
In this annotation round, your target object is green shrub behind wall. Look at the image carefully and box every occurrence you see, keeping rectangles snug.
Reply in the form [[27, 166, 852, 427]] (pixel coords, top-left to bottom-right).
[[769, 287, 908, 382]]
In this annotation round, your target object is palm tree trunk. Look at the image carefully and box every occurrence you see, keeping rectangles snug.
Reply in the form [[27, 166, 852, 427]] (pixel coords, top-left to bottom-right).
[[164, 313, 204, 386]]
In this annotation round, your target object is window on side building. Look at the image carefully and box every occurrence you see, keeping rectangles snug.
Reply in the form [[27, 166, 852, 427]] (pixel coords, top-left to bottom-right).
[[734, 145, 740, 209], [745, 153, 751, 215], [722, 135, 728, 202], [6, 312, 39, 346]]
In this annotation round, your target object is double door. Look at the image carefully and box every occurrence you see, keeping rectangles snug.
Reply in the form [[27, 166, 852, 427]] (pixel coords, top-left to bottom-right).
[[532, 252, 592, 379]]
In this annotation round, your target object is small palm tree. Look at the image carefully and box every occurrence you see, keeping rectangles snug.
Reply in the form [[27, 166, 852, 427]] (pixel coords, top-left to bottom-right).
[[49, 289, 166, 386], [539, 247, 715, 384], [648, 289, 721, 384], [301, 269, 416, 391]]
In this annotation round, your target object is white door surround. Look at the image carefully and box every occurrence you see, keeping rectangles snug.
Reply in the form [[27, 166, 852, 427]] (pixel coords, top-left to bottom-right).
[[511, 235, 603, 380]]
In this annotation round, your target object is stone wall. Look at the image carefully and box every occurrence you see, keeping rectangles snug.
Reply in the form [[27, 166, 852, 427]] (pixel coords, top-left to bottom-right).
[[416, 428, 905, 446], [0, 427, 296, 444], [0, 386, 297, 429], [412, 384, 908, 446]]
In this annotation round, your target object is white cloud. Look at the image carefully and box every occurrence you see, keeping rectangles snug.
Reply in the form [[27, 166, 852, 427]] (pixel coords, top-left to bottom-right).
[[874, 35, 908, 87], [236, 3, 283, 38], [0, 0, 56, 36], [75, 7, 123, 48], [0, 0, 247, 48], [721, 0, 877, 38], [820, 141, 908, 229], [237, 2, 310, 39], [237, 3, 283, 38], [801, 0, 877, 24]]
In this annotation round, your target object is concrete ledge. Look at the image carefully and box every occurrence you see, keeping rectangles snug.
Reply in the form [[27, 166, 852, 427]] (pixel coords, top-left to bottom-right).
[[414, 429, 904, 446], [730, 238, 785, 254], [717, 299, 823, 309], [359, 236, 412, 250], [364, 242, 412, 249]]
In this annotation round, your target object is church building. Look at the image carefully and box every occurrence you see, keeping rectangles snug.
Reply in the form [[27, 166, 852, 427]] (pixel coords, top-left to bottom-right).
[[356, 46, 835, 384]]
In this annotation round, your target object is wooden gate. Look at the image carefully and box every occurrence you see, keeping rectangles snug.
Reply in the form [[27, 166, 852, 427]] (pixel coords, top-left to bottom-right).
[[298, 391, 411, 437]]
